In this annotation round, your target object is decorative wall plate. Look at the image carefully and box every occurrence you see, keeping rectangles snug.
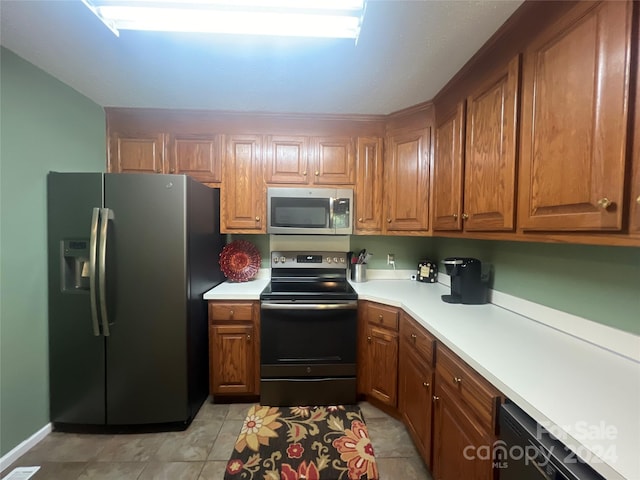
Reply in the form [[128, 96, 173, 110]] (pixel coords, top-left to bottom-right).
[[219, 240, 261, 282]]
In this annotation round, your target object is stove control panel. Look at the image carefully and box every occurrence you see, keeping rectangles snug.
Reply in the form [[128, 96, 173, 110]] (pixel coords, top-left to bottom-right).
[[271, 251, 348, 269]]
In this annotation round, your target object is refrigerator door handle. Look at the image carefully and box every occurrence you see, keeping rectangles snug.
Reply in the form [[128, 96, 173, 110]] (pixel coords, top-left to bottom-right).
[[88, 207, 101, 336], [98, 207, 114, 336]]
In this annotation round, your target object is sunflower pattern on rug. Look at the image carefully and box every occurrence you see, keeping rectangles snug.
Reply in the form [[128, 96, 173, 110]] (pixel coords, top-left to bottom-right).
[[224, 404, 379, 480]]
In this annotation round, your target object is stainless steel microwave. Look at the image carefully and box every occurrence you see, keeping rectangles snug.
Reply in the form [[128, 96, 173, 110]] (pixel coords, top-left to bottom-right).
[[267, 187, 353, 235]]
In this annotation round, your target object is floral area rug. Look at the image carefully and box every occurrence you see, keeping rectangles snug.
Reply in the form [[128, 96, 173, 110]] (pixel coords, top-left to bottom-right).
[[224, 404, 379, 480]]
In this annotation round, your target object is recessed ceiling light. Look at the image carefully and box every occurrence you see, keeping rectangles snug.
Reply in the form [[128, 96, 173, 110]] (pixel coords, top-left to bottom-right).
[[81, 0, 367, 41]]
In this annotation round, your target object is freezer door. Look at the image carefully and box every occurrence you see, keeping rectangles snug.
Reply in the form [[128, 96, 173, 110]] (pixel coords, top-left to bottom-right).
[[47, 172, 106, 425], [104, 173, 190, 425]]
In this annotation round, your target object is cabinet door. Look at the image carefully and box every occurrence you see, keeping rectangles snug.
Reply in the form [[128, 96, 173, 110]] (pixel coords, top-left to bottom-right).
[[366, 325, 398, 407], [355, 137, 384, 233], [630, 32, 640, 236], [433, 105, 464, 231], [109, 132, 165, 174], [168, 134, 222, 183], [312, 137, 355, 185], [399, 347, 434, 469], [518, 1, 632, 231], [222, 135, 265, 232], [385, 129, 431, 232], [210, 324, 255, 395], [464, 55, 519, 231], [265, 135, 309, 184], [433, 382, 494, 480]]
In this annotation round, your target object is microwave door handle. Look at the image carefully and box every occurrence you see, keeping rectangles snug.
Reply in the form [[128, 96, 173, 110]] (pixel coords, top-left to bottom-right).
[[329, 197, 335, 229]]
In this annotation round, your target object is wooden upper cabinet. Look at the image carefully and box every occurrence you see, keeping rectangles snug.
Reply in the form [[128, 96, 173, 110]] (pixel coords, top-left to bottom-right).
[[464, 55, 520, 231], [109, 132, 165, 174], [518, 0, 632, 231], [221, 135, 265, 232], [265, 135, 309, 184], [167, 134, 222, 183], [355, 137, 384, 233], [385, 129, 430, 233], [433, 104, 465, 231], [266, 135, 355, 185], [312, 137, 355, 185], [630, 28, 640, 237]]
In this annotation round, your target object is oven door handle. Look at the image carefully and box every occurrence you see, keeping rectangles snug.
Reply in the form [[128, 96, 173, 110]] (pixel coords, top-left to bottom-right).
[[261, 301, 358, 310]]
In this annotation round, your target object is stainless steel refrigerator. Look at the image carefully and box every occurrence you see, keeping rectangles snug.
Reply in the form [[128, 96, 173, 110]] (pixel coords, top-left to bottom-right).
[[47, 172, 224, 429]]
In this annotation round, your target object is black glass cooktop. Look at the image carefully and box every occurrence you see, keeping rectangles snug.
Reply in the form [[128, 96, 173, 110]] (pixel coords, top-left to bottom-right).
[[260, 280, 357, 301]]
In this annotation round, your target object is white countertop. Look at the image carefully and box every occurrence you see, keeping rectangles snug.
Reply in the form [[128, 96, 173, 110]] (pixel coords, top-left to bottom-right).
[[203, 276, 640, 480], [203, 277, 269, 300]]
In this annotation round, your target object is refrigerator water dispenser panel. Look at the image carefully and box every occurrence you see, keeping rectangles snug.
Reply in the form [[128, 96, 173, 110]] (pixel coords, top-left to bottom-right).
[[61, 239, 90, 292]]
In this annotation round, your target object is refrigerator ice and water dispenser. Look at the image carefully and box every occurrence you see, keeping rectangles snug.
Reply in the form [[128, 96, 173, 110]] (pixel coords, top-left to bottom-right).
[[61, 239, 90, 292]]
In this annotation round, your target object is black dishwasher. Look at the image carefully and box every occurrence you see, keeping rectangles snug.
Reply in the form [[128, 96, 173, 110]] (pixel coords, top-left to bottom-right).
[[498, 402, 605, 480]]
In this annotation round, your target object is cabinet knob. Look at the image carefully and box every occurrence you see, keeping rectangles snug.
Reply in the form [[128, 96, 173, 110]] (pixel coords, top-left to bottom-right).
[[423, 382, 429, 388], [367, 336, 372, 343], [433, 395, 440, 402], [597, 197, 613, 210], [255, 216, 260, 222], [387, 218, 392, 223], [303, 170, 307, 176], [358, 217, 363, 222], [169, 168, 175, 173], [246, 334, 251, 341], [453, 376, 462, 385], [411, 333, 417, 342], [378, 314, 383, 322], [462, 213, 469, 220], [315, 171, 319, 176], [452, 214, 458, 220], [636, 195, 640, 205]]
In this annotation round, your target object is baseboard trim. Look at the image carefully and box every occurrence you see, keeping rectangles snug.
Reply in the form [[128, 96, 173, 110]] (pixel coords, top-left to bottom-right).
[[0, 423, 51, 473]]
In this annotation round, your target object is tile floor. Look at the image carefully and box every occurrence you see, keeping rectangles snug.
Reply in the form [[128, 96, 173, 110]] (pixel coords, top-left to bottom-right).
[[1, 400, 432, 480]]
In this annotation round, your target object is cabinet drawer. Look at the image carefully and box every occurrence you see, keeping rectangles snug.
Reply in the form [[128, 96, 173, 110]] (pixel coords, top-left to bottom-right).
[[400, 313, 435, 367], [367, 303, 399, 331], [209, 302, 254, 322], [436, 345, 500, 432]]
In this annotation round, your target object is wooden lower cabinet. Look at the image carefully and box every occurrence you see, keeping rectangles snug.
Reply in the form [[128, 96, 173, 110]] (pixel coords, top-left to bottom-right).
[[399, 347, 434, 468], [399, 312, 436, 468], [208, 301, 260, 396], [358, 301, 399, 407], [432, 344, 501, 480], [366, 324, 398, 406], [432, 379, 495, 480]]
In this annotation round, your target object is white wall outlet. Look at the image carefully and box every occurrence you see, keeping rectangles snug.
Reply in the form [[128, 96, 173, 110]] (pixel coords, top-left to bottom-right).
[[387, 253, 395, 265]]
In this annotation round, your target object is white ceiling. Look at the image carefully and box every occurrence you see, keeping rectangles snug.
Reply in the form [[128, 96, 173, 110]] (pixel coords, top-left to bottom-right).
[[0, 0, 523, 115]]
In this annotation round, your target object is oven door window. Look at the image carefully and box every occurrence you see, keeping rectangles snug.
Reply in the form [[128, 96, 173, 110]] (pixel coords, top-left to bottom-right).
[[271, 197, 330, 229], [261, 306, 356, 365]]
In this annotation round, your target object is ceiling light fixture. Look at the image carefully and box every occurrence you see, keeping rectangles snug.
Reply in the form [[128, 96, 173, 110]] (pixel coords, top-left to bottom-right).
[[81, 0, 366, 41]]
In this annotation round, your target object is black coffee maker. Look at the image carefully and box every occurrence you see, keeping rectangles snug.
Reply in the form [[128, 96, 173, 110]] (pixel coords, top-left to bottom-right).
[[441, 257, 489, 304]]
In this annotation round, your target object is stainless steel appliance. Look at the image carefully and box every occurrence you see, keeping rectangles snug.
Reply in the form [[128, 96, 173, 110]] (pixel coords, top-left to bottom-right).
[[499, 401, 605, 480], [260, 251, 358, 406], [47, 172, 225, 429], [266, 187, 353, 235], [442, 257, 489, 304]]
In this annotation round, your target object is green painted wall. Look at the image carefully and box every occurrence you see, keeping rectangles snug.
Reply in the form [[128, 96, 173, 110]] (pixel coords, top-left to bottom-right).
[[0, 48, 106, 456], [431, 237, 640, 335]]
